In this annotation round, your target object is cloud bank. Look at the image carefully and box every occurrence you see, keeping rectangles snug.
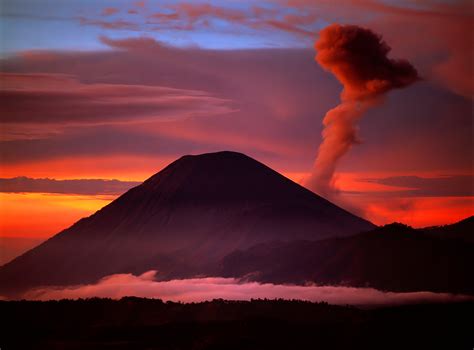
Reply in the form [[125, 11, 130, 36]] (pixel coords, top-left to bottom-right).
[[18, 271, 473, 307], [0, 177, 140, 195], [359, 175, 474, 197], [0, 72, 234, 126]]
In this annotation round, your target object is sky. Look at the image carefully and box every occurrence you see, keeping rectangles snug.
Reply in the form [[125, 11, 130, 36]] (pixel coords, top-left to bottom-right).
[[0, 0, 473, 254]]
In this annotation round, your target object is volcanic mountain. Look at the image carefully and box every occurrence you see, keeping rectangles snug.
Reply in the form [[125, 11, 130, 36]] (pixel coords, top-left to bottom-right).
[[0, 151, 374, 295]]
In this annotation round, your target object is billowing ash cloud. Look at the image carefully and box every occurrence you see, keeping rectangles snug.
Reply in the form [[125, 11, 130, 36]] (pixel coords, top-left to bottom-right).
[[306, 24, 419, 196], [15, 271, 473, 306]]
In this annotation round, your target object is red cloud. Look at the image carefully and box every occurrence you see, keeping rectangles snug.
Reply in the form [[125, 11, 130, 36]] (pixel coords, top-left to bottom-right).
[[79, 17, 139, 30], [101, 7, 119, 16]]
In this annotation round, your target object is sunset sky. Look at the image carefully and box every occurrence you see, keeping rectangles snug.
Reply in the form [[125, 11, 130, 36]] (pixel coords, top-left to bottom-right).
[[0, 0, 472, 251]]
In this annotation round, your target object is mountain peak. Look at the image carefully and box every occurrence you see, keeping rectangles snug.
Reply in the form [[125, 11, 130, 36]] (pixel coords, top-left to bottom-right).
[[179, 150, 250, 160], [142, 150, 302, 203], [146, 151, 258, 183], [0, 151, 374, 295], [160, 150, 263, 174]]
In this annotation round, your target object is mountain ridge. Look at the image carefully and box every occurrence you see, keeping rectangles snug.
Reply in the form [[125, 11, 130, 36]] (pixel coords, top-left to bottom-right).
[[219, 218, 474, 294]]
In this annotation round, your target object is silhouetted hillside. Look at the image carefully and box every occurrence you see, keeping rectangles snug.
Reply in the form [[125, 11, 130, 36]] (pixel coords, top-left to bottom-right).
[[220, 221, 474, 294], [0, 298, 472, 350], [421, 216, 474, 243]]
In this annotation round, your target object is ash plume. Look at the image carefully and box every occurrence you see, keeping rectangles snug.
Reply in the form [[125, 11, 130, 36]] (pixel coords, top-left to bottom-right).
[[306, 24, 419, 196]]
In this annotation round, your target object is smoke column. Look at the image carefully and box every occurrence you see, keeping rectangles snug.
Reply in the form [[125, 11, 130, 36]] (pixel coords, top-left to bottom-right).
[[306, 24, 419, 196]]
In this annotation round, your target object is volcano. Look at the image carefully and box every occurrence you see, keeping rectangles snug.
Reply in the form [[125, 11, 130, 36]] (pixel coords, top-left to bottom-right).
[[0, 151, 374, 295]]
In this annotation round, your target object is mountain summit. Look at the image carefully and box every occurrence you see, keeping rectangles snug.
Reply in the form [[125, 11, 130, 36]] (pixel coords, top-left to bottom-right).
[[0, 151, 374, 295]]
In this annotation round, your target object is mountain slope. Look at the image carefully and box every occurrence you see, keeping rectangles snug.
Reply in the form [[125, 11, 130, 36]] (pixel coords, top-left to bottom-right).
[[220, 220, 474, 294], [421, 216, 474, 243], [0, 151, 374, 295]]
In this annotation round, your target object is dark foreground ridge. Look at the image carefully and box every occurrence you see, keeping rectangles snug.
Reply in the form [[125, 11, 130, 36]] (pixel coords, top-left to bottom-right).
[[220, 220, 474, 294], [1, 298, 472, 350]]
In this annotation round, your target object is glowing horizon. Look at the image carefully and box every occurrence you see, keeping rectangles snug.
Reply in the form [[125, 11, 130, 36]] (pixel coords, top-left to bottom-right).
[[1, 0, 472, 241]]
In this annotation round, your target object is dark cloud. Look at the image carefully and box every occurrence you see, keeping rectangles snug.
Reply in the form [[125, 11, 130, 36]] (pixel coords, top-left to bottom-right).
[[0, 126, 200, 163], [0, 72, 234, 127], [0, 123, 289, 166], [78, 3, 317, 37], [78, 17, 139, 30], [0, 177, 140, 195], [360, 175, 474, 197]]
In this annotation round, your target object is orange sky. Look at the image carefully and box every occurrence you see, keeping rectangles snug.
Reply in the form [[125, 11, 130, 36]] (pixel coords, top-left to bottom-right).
[[0, 193, 113, 238], [1, 169, 472, 240], [0, 0, 472, 240]]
